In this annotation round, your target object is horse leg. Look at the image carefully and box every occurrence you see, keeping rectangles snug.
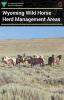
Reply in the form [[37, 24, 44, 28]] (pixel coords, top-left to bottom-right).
[[31, 63, 33, 67], [42, 63, 45, 66], [18, 63, 20, 67]]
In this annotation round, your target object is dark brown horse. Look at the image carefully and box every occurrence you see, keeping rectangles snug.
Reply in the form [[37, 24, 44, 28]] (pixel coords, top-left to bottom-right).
[[16, 55, 24, 65], [48, 54, 55, 66], [57, 55, 62, 60], [23, 56, 44, 66], [48, 54, 62, 66], [31, 57, 44, 66]]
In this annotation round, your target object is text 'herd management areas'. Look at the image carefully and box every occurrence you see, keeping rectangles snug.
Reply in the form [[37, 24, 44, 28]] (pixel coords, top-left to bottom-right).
[[1, 8, 63, 25]]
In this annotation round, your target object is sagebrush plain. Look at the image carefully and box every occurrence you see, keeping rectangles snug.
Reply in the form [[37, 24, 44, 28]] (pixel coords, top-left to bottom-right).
[[0, 38, 64, 100]]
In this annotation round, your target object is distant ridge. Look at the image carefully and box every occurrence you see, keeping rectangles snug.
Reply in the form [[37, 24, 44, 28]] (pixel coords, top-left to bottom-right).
[[0, 37, 64, 41]]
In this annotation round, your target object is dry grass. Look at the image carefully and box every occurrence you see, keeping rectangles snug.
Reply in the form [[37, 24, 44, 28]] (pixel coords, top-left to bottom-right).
[[0, 38, 63, 100]]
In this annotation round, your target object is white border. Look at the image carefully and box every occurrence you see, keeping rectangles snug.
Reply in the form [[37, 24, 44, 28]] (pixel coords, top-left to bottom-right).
[[1, 24, 63, 26], [1, 8, 63, 9]]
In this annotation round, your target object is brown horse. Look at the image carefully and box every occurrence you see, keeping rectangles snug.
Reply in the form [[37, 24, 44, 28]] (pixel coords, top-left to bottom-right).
[[16, 55, 24, 65], [48, 54, 62, 66], [48, 54, 55, 66], [30, 56, 44, 66], [23, 56, 44, 66], [23, 56, 32, 65]]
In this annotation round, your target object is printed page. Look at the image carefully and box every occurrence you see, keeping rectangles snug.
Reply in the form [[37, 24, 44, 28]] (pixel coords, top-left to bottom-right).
[[0, 0, 64, 100]]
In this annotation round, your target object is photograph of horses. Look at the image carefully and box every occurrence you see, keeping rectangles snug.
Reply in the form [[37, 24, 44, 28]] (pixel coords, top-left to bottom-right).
[[0, 26, 64, 100]]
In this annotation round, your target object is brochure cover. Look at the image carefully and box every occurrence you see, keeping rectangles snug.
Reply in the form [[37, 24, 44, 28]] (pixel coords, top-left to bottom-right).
[[0, 26, 64, 100]]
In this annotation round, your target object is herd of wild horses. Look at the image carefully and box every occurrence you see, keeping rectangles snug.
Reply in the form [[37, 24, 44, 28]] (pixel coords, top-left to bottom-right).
[[1, 54, 62, 67]]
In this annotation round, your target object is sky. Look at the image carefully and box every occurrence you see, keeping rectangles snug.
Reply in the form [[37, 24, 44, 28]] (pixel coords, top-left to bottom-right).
[[0, 26, 64, 39]]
